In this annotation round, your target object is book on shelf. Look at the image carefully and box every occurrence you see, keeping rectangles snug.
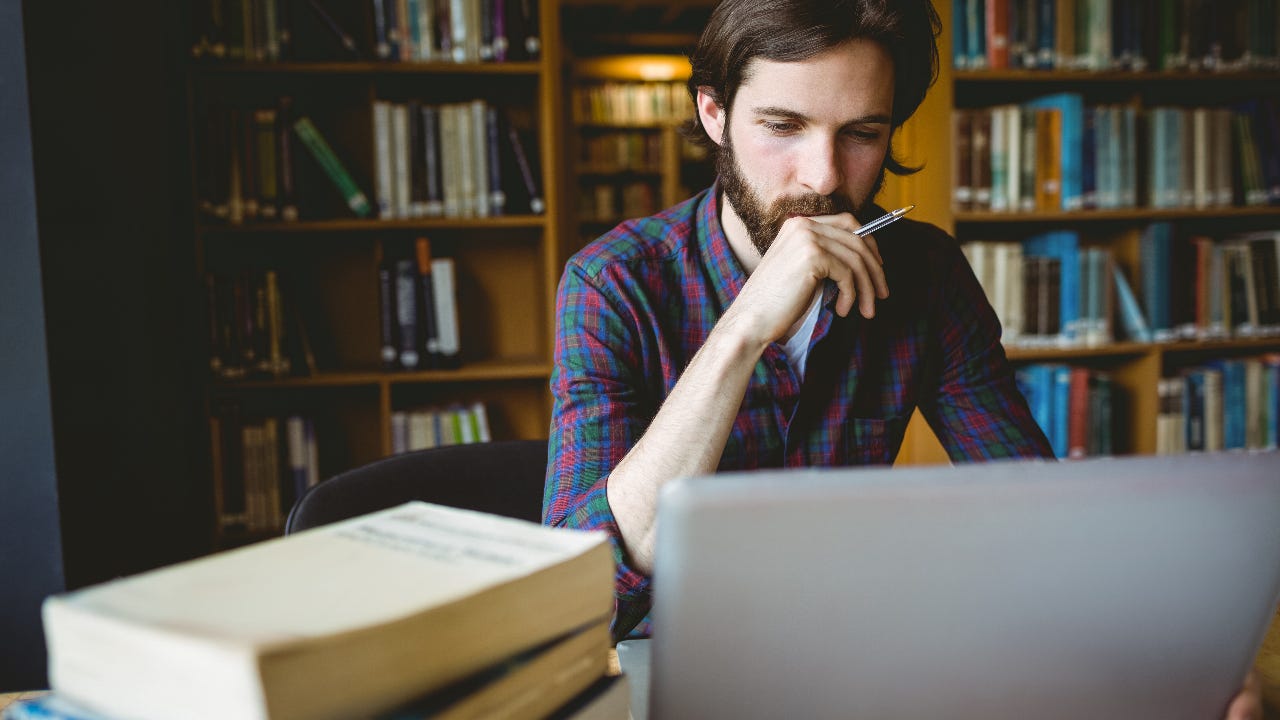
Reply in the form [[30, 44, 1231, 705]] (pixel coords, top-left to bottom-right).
[[192, 0, 293, 62], [953, 0, 1280, 72], [206, 269, 314, 380], [392, 402, 492, 454], [40, 501, 614, 720], [377, 239, 460, 371], [292, 115, 373, 218], [210, 406, 321, 535], [366, 0, 538, 63], [1015, 362, 1114, 459]]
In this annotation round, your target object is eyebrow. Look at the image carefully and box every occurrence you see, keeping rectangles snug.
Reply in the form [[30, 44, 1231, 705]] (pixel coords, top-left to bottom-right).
[[750, 106, 893, 126]]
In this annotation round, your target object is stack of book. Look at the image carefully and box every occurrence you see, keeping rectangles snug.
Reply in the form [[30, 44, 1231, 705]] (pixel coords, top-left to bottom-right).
[[7, 502, 625, 720]]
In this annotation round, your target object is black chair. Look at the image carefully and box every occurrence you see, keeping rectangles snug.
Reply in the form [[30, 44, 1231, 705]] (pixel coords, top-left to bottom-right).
[[285, 439, 549, 534]]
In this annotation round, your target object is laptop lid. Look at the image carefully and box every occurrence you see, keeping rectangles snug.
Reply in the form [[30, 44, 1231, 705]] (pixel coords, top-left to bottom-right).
[[650, 452, 1280, 720]]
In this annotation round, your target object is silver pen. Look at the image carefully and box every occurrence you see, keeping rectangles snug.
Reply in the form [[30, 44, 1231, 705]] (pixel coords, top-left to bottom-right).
[[853, 204, 915, 237]]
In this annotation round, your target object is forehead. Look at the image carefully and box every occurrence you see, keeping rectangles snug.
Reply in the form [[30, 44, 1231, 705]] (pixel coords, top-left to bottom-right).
[[734, 39, 895, 121]]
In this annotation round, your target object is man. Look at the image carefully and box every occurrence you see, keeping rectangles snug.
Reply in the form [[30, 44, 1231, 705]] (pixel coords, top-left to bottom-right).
[[543, 1, 1262, 714]]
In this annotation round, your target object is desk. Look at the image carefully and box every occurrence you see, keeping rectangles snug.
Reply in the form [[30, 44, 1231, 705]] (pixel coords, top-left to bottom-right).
[[5, 612, 1280, 717]]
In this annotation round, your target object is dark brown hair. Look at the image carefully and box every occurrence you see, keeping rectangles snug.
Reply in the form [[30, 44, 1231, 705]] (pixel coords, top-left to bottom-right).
[[685, 0, 941, 175]]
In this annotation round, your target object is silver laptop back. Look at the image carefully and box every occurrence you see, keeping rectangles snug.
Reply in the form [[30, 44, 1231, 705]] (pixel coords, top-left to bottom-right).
[[651, 452, 1280, 720]]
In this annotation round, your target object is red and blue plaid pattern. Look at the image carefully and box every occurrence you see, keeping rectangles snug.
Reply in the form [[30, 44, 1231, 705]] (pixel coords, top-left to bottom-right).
[[544, 185, 1054, 639]]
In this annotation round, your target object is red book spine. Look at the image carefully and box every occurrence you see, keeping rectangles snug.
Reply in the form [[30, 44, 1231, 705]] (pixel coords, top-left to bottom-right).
[[986, 0, 1010, 69], [1068, 367, 1091, 459]]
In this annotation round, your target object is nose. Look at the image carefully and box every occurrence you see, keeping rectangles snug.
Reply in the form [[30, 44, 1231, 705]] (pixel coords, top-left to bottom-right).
[[796, 134, 843, 197]]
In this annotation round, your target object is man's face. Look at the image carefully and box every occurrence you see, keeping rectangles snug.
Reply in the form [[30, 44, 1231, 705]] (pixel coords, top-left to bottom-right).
[[709, 39, 895, 257]]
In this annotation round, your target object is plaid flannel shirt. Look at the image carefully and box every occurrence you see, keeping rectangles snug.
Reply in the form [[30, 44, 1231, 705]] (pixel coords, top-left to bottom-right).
[[544, 184, 1054, 639]]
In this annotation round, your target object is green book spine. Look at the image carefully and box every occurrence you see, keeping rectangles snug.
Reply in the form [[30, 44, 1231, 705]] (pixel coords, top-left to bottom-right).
[[292, 117, 372, 217]]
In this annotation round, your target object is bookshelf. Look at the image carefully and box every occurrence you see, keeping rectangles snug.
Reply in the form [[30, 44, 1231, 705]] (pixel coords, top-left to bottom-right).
[[895, 0, 1280, 465], [187, 0, 566, 548], [564, 54, 712, 252]]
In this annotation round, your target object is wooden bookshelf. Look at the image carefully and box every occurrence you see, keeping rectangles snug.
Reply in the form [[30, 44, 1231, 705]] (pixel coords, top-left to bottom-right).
[[894, 0, 1280, 466], [188, 0, 566, 548], [562, 54, 713, 252]]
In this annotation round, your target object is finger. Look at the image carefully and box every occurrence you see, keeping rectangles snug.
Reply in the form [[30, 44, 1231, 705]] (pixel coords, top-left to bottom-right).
[[1224, 672, 1262, 720], [811, 223, 889, 300], [806, 213, 886, 267]]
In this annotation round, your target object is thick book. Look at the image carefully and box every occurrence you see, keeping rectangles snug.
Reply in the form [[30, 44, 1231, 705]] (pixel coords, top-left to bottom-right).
[[9, 623, 611, 720], [42, 502, 613, 720]]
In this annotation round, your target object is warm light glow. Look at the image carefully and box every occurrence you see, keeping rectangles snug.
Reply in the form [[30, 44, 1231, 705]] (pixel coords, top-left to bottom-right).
[[576, 55, 691, 81]]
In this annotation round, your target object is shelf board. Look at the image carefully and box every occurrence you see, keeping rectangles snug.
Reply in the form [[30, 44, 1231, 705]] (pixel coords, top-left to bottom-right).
[[576, 165, 665, 175], [1005, 337, 1280, 361], [198, 216, 548, 234], [1005, 341, 1152, 361], [192, 61, 542, 76], [575, 120, 679, 130], [954, 69, 1280, 84], [956, 206, 1280, 224], [214, 359, 551, 390]]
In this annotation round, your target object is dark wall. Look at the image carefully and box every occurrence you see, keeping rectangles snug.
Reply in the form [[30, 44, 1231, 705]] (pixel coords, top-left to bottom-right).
[[22, 0, 208, 591], [1, 0, 65, 693]]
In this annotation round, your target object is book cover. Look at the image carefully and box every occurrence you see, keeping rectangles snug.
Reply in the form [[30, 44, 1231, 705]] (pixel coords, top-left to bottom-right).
[[42, 503, 613, 720]]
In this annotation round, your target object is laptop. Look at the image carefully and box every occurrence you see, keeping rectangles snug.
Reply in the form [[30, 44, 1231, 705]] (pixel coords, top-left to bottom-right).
[[643, 452, 1280, 720]]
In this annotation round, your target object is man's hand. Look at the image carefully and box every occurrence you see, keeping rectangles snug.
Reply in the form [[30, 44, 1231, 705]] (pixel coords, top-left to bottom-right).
[[721, 212, 888, 350], [1225, 671, 1263, 720]]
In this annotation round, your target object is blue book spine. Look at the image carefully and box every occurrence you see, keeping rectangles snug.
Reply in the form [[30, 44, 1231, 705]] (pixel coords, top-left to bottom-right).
[[1081, 106, 1097, 209], [953, 0, 970, 70], [1211, 360, 1247, 449], [1111, 263, 1153, 342], [1051, 364, 1071, 458], [1026, 93, 1084, 211], [1036, 0, 1056, 68], [1184, 370, 1206, 451], [968, 0, 987, 68], [1023, 231, 1081, 342], [1020, 364, 1055, 445]]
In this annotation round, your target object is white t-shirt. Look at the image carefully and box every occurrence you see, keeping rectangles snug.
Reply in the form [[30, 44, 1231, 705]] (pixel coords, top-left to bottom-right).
[[781, 290, 823, 381]]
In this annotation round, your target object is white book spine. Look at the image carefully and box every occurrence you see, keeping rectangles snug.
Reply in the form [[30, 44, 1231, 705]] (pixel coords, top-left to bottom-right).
[[391, 103, 412, 219], [391, 410, 409, 454], [431, 257, 461, 357], [373, 101, 394, 219], [456, 103, 476, 217], [471, 100, 490, 217]]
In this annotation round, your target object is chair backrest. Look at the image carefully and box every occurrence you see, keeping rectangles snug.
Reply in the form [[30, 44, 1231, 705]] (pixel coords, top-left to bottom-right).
[[285, 439, 549, 534]]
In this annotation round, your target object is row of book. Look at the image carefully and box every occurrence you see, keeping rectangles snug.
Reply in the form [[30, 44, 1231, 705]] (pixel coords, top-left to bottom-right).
[[23, 500, 625, 719], [952, 96, 1280, 213], [210, 412, 321, 533], [372, 99, 543, 220], [380, 238, 462, 371], [1015, 364, 1115, 459], [953, 0, 1280, 72], [1156, 355, 1280, 454], [578, 181, 661, 224], [390, 401, 491, 454], [964, 239, 1119, 346], [965, 226, 1280, 347], [197, 98, 545, 224], [578, 131, 664, 171], [573, 80, 692, 125], [206, 269, 315, 380], [190, 0, 541, 64]]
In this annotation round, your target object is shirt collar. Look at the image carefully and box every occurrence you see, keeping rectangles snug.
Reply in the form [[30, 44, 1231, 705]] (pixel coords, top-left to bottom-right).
[[695, 179, 749, 311]]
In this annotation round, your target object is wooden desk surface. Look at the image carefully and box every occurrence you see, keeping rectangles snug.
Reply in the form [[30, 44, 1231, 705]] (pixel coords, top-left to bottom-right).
[[6, 609, 1279, 717]]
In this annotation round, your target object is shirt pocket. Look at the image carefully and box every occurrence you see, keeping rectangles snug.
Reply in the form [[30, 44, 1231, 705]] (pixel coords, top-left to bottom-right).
[[842, 415, 909, 465]]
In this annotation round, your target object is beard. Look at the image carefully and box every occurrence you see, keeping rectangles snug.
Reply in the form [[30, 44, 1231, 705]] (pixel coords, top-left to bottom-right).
[[717, 128, 888, 257]]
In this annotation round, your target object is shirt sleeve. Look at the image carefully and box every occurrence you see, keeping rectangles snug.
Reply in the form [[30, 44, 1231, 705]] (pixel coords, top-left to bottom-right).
[[543, 259, 656, 639], [920, 237, 1056, 462]]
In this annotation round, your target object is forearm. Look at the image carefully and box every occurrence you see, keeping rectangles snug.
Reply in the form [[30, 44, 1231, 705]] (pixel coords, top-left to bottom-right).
[[606, 320, 766, 574]]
